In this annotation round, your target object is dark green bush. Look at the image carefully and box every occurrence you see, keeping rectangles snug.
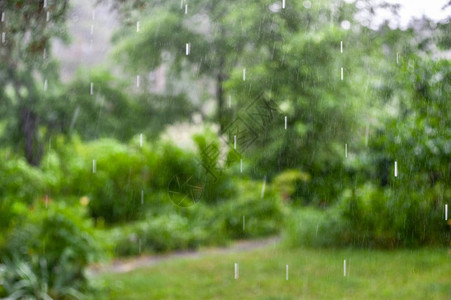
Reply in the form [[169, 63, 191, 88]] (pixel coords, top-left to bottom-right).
[[215, 179, 287, 239], [150, 140, 199, 191], [63, 138, 150, 224], [0, 200, 28, 251], [109, 196, 233, 256], [50, 136, 213, 224], [283, 183, 450, 249], [273, 169, 311, 202], [192, 131, 238, 204], [0, 201, 99, 299], [0, 156, 46, 204], [109, 179, 287, 257], [339, 184, 450, 247], [111, 211, 220, 256], [0, 155, 48, 255], [46, 137, 151, 224]]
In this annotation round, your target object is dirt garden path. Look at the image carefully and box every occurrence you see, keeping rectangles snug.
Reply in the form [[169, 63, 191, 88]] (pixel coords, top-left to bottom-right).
[[89, 236, 280, 275]]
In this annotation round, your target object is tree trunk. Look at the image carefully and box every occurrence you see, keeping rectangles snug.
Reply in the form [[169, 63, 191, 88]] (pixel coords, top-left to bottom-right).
[[19, 106, 42, 166], [216, 74, 224, 133], [216, 56, 226, 133]]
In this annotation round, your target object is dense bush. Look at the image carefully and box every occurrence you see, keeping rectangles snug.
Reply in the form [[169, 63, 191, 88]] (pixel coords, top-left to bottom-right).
[[0, 201, 99, 299], [42, 133, 241, 224], [47, 137, 198, 223], [44, 133, 237, 223], [0, 155, 48, 253], [111, 202, 227, 256], [111, 214, 210, 256], [214, 179, 287, 239], [109, 179, 286, 256], [283, 184, 450, 249], [0, 155, 46, 204], [53, 137, 151, 224], [339, 184, 450, 247], [0, 201, 29, 262], [284, 58, 451, 249], [273, 169, 311, 202], [192, 132, 238, 204]]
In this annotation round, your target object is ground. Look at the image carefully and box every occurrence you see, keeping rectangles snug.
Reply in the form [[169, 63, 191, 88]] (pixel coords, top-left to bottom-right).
[[90, 239, 451, 299]]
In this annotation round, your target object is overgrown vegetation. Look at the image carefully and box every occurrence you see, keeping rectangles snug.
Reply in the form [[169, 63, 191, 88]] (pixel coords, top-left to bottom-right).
[[1, 0, 450, 298]]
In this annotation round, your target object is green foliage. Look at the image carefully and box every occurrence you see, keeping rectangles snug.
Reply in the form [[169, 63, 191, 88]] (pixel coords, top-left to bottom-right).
[[192, 131, 238, 204], [110, 0, 359, 134], [339, 184, 450, 247], [0, 0, 449, 282], [215, 180, 287, 239], [0, 201, 99, 299], [0, 0, 70, 165], [284, 183, 450, 249], [112, 213, 213, 256], [273, 169, 311, 202], [221, 14, 364, 206], [0, 201, 28, 257], [0, 155, 47, 248], [151, 140, 199, 191], [110, 200, 229, 256], [109, 179, 286, 257], [367, 56, 451, 186], [283, 207, 349, 248], [45, 134, 237, 223], [52, 69, 194, 142], [282, 37, 451, 249], [330, 55, 451, 248], [52, 138, 147, 223], [0, 155, 46, 203], [0, 254, 84, 300]]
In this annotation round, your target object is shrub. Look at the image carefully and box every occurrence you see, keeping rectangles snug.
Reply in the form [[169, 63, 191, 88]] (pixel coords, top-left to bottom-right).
[[273, 169, 310, 202], [77, 138, 149, 224], [108, 184, 287, 257], [51, 137, 211, 223], [0, 156, 46, 204], [191, 131, 238, 204], [292, 162, 349, 207], [339, 183, 450, 247], [0, 200, 28, 251], [43, 133, 240, 223], [109, 196, 235, 257], [0, 201, 100, 299], [50, 137, 152, 224], [150, 141, 199, 191], [282, 207, 349, 248], [111, 211, 217, 257], [215, 179, 287, 239], [283, 183, 451, 249], [0, 254, 84, 300], [0, 156, 47, 262]]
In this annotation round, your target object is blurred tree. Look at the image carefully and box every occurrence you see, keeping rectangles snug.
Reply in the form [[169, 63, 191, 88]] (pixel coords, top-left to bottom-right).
[[109, 0, 413, 205], [371, 55, 451, 190], [0, 0, 193, 166], [0, 0, 70, 166], [110, 0, 352, 131], [40, 68, 194, 142]]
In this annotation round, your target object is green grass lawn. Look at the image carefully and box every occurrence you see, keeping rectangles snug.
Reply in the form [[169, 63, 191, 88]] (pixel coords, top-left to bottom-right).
[[92, 244, 451, 299]]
